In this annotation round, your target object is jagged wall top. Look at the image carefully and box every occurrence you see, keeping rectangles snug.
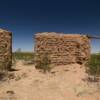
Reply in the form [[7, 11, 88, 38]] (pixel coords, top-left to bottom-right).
[[35, 32, 88, 38], [0, 29, 12, 35]]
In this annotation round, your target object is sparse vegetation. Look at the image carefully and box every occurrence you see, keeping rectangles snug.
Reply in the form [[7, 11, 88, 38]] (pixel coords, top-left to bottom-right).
[[13, 52, 35, 66], [86, 53, 100, 82], [34, 52, 51, 73], [12, 53, 17, 66], [13, 52, 34, 60], [0, 59, 9, 81]]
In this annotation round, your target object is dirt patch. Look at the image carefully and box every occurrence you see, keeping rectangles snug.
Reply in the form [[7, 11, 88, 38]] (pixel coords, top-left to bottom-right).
[[0, 60, 100, 100]]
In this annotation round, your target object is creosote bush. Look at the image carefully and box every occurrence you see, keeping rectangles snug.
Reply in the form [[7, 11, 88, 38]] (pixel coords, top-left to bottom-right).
[[86, 54, 100, 82], [34, 52, 51, 73]]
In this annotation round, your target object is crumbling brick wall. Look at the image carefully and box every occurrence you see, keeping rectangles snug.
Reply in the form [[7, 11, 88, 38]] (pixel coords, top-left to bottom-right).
[[34, 32, 90, 65], [0, 29, 12, 71]]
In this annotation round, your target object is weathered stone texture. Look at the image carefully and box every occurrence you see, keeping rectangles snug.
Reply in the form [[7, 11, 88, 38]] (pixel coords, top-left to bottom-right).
[[34, 32, 90, 65], [0, 29, 12, 71]]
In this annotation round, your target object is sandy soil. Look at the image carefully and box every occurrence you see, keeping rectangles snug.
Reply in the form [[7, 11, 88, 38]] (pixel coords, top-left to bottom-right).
[[0, 60, 100, 100]]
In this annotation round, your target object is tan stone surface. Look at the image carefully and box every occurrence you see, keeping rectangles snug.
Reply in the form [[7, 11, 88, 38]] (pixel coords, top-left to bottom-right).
[[34, 32, 90, 65]]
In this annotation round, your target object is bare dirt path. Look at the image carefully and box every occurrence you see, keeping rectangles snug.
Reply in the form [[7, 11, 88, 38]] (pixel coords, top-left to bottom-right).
[[0, 60, 100, 100]]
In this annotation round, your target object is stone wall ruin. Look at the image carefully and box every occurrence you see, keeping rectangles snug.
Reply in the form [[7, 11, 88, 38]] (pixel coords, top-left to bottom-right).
[[0, 29, 12, 71], [34, 32, 91, 65]]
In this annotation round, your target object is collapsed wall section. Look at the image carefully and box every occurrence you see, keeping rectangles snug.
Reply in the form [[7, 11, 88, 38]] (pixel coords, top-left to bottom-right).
[[34, 32, 90, 65], [0, 29, 12, 71]]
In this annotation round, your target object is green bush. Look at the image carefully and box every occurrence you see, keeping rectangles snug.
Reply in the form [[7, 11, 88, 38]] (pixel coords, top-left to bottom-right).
[[86, 54, 100, 81], [35, 52, 51, 73]]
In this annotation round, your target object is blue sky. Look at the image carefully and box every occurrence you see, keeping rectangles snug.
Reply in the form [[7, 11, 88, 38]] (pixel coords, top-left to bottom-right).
[[0, 0, 100, 52]]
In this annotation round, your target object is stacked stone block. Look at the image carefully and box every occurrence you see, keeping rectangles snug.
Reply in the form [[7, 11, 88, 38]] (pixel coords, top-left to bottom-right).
[[34, 32, 90, 65], [0, 29, 12, 71]]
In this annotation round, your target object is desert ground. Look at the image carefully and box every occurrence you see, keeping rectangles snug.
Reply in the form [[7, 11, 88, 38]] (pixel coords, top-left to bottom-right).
[[0, 60, 100, 100]]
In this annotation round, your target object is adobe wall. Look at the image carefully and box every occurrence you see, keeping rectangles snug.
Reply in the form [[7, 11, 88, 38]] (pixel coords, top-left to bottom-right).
[[0, 29, 12, 71], [34, 32, 91, 65]]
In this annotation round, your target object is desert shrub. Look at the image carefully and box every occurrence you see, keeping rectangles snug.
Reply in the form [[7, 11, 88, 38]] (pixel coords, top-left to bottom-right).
[[0, 61, 5, 72], [12, 53, 17, 68], [0, 60, 8, 80], [34, 52, 51, 73], [86, 54, 100, 82], [0, 58, 11, 72]]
